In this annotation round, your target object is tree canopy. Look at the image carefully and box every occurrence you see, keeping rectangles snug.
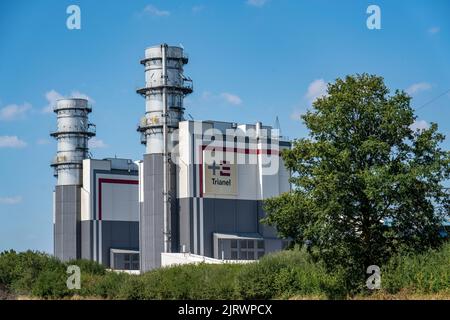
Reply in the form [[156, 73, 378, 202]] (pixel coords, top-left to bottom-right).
[[263, 74, 450, 288]]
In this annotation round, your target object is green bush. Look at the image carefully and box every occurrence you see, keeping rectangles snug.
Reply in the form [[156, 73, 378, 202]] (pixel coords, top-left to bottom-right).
[[382, 242, 450, 294], [1, 245, 449, 299], [85, 272, 130, 299], [0, 251, 109, 298], [236, 249, 346, 299], [116, 274, 146, 299], [66, 259, 106, 276], [0, 250, 20, 286], [0, 250, 65, 295], [117, 263, 241, 300], [31, 267, 70, 299]]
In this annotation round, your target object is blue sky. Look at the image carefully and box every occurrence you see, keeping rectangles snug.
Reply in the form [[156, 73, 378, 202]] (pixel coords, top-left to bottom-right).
[[1, 0, 449, 253]]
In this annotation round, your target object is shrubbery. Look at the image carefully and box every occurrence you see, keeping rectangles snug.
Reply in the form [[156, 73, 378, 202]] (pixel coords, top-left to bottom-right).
[[31, 268, 69, 298], [236, 249, 346, 299], [139, 263, 241, 299], [0, 244, 449, 299], [0, 250, 64, 296], [382, 243, 450, 294], [68, 259, 106, 276], [0, 251, 109, 299], [82, 272, 129, 298]]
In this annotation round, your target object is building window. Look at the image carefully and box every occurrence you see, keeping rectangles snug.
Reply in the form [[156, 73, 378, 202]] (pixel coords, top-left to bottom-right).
[[132, 254, 139, 270], [226, 239, 265, 261], [113, 252, 139, 270]]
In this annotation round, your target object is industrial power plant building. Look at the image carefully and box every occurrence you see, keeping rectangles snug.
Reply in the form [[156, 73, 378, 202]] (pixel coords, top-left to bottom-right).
[[51, 44, 291, 272]]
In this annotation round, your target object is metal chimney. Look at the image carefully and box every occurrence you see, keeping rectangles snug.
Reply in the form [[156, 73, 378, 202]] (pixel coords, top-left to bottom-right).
[[51, 99, 95, 185], [50, 98, 95, 261], [137, 44, 193, 271]]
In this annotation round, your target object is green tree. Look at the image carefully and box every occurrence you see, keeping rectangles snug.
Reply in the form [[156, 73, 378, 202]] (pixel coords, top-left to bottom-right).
[[263, 74, 450, 290]]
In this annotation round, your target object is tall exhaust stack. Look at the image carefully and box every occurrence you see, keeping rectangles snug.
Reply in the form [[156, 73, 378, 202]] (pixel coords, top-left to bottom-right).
[[137, 44, 193, 271], [51, 98, 96, 261]]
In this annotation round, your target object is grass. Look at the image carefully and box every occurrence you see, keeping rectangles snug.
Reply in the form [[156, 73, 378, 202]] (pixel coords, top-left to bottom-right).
[[0, 243, 449, 300]]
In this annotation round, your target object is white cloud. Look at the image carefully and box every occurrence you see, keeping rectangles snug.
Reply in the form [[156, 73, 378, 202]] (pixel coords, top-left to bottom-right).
[[0, 136, 27, 148], [0, 196, 22, 205], [143, 4, 170, 17], [42, 90, 64, 113], [220, 93, 242, 106], [43, 90, 94, 113], [305, 79, 328, 103], [428, 26, 440, 35], [0, 103, 32, 121], [410, 120, 429, 132], [406, 82, 432, 95], [89, 137, 108, 149], [201, 91, 243, 106], [246, 0, 269, 7]]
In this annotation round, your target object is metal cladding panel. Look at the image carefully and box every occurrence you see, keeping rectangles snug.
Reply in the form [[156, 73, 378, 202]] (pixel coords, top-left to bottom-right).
[[258, 163, 280, 199], [257, 201, 278, 238], [81, 220, 139, 267], [80, 187, 90, 221], [81, 220, 93, 260], [101, 183, 139, 222], [204, 199, 235, 233], [178, 198, 193, 253], [138, 161, 144, 202], [140, 154, 165, 271], [178, 197, 263, 258], [203, 198, 260, 257], [101, 221, 139, 267], [170, 166, 179, 253], [54, 185, 81, 261], [236, 201, 258, 232], [278, 155, 291, 194], [177, 122, 194, 198]]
